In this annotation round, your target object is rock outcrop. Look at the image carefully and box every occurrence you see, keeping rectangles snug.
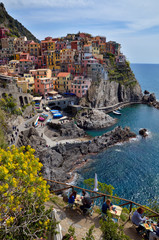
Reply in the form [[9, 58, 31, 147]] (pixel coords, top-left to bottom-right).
[[45, 120, 85, 140], [76, 109, 116, 129], [139, 128, 148, 138], [17, 126, 136, 184], [142, 92, 159, 109]]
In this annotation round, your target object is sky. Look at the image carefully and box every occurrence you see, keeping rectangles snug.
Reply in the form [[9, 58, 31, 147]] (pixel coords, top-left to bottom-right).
[[2, 0, 159, 63]]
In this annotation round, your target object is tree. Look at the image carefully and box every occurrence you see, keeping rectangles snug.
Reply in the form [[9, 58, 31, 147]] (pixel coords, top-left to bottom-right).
[[0, 94, 17, 114], [0, 145, 56, 239], [84, 179, 114, 196]]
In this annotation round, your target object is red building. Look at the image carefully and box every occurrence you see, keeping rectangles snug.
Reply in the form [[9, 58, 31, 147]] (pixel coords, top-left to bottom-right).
[[71, 41, 78, 50], [0, 27, 10, 39], [55, 41, 66, 50]]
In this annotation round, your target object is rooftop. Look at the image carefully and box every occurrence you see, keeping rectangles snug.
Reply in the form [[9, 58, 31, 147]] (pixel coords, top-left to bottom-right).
[[57, 72, 70, 77]]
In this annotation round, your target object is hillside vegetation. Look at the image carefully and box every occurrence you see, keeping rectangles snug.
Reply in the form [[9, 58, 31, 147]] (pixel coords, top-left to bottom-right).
[[105, 53, 137, 87], [0, 2, 39, 42]]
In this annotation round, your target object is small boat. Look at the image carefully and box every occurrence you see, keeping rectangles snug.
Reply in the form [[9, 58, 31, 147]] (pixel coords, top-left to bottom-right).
[[113, 110, 121, 115]]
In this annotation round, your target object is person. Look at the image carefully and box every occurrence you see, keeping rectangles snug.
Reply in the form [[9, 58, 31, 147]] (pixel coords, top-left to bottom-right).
[[102, 199, 113, 215], [131, 207, 147, 232], [68, 191, 77, 205], [80, 190, 92, 214], [149, 221, 159, 240]]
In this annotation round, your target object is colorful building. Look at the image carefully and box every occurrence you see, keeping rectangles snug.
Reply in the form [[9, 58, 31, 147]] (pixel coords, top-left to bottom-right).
[[71, 76, 92, 98], [60, 49, 76, 64], [34, 77, 53, 96], [18, 59, 34, 74], [55, 41, 66, 51], [17, 78, 28, 93], [29, 69, 52, 79], [56, 72, 71, 93], [99, 43, 106, 54], [24, 73, 35, 93], [106, 41, 121, 56], [0, 27, 10, 39], [29, 41, 41, 57], [84, 44, 92, 53]]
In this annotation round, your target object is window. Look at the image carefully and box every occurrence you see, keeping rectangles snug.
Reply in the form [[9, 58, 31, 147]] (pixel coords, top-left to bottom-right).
[[78, 90, 80, 93], [37, 85, 39, 87]]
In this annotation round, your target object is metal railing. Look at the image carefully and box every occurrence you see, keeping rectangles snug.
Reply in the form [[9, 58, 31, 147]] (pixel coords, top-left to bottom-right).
[[45, 179, 159, 219]]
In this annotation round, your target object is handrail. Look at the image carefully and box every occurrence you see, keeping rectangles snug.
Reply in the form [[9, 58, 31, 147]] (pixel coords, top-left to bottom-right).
[[44, 178, 159, 218]]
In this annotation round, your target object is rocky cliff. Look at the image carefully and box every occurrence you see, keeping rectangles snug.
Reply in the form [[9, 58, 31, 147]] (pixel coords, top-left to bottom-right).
[[80, 60, 143, 108]]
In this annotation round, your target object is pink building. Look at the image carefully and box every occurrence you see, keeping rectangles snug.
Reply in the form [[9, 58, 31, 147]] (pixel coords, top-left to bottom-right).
[[82, 57, 99, 75], [71, 76, 92, 98], [34, 77, 53, 97]]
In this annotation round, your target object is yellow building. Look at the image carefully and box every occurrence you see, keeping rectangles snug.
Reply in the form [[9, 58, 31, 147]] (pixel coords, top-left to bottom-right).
[[47, 41, 56, 51], [46, 51, 54, 70], [29, 41, 41, 57], [92, 46, 100, 55], [52, 77, 57, 90], [99, 43, 106, 54], [53, 50, 61, 71], [46, 50, 61, 71], [24, 73, 35, 93], [56, 72, 71, 93], [17, 77, 28, 93]]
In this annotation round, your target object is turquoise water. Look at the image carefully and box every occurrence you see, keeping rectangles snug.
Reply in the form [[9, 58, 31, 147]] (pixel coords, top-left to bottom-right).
[[77, 64, 159, 205]]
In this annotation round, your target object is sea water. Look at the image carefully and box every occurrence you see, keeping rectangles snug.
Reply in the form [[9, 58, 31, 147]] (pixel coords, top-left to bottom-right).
[[77, 64, 159, 205]]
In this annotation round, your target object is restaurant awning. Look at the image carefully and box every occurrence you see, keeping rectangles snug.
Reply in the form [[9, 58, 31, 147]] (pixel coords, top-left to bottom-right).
[[48, 90, 58, 95]]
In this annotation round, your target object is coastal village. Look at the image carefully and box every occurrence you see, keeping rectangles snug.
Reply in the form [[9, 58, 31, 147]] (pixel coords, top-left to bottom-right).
[[0, 27, 124, 100], [0, 8, 159, 240]]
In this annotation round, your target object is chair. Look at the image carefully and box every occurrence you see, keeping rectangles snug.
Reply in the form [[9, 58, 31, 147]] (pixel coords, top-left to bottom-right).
[[83, 205, 94, 216]]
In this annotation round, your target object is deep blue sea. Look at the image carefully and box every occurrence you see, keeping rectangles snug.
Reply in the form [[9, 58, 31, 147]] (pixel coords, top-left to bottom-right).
[[77, 64, 159, 205]]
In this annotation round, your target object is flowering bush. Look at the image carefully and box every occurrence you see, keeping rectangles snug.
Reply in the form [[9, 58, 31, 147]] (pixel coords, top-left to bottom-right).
[[0, 145, 56, 239]]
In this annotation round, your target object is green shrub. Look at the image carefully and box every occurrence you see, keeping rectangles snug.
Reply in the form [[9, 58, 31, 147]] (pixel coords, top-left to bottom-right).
[[100, 217, 130, 240]]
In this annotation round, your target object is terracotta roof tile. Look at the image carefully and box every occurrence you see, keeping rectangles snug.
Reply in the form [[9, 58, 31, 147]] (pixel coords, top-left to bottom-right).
[[57, 72, 70, 77]]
